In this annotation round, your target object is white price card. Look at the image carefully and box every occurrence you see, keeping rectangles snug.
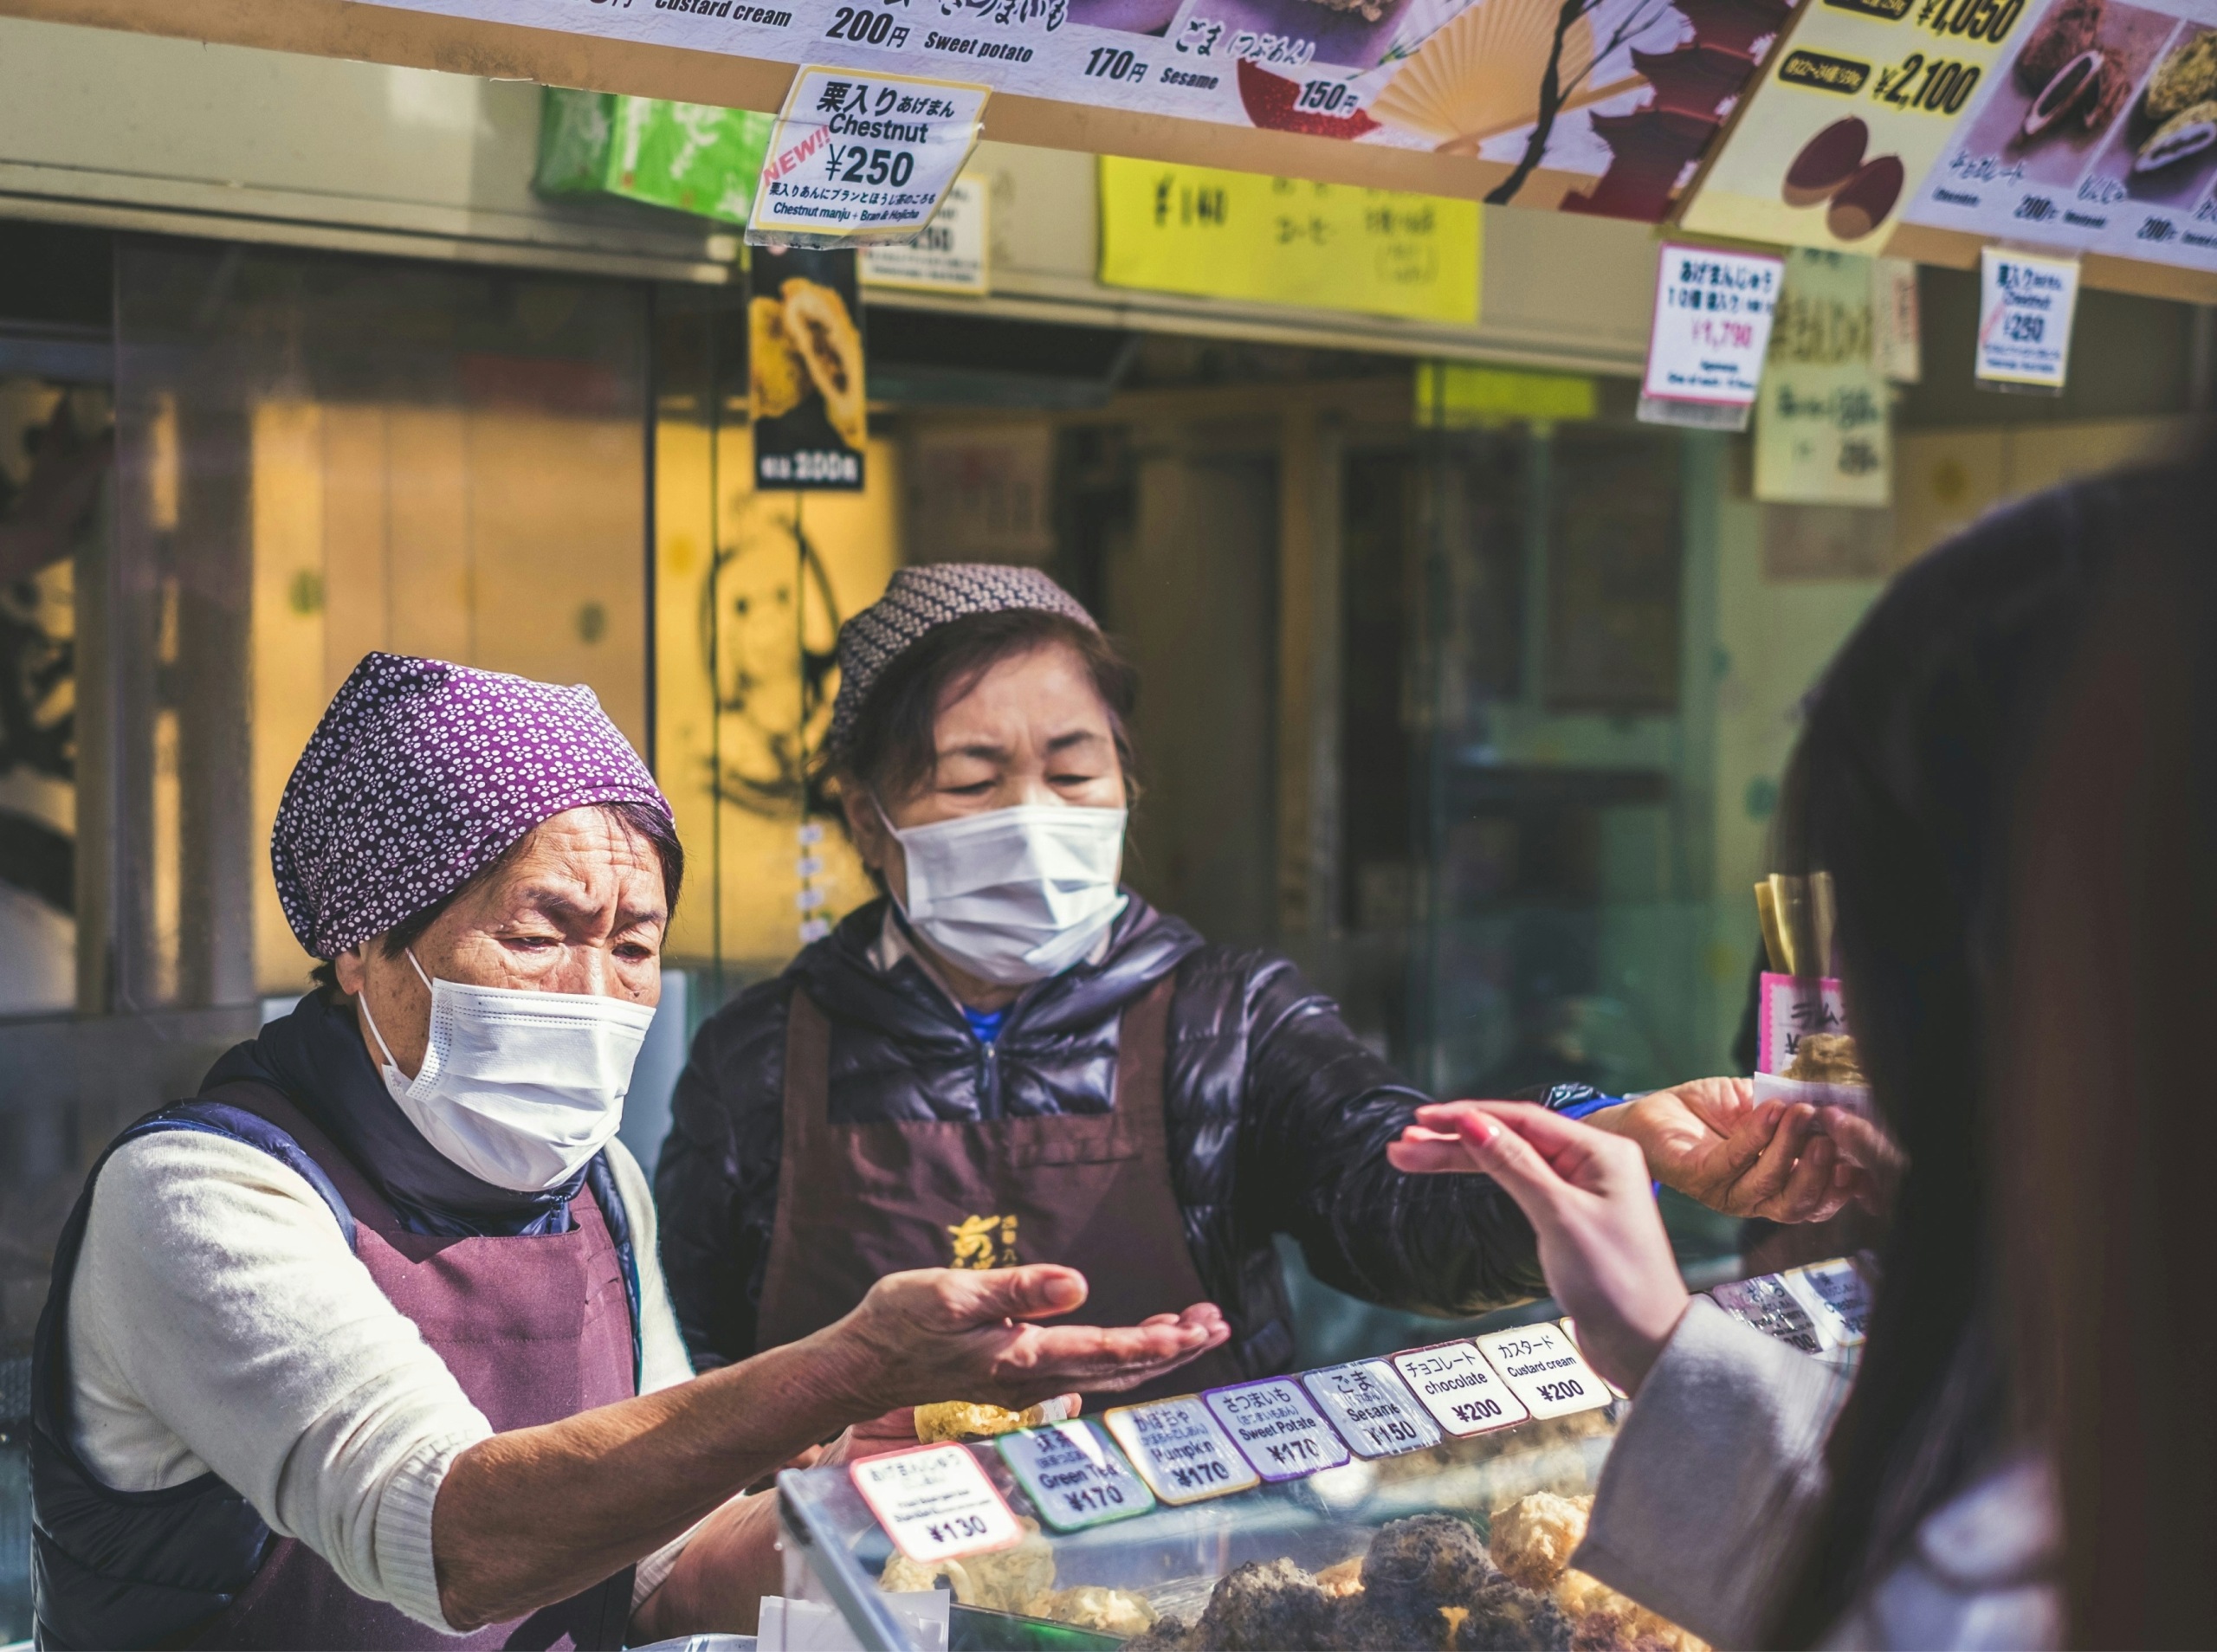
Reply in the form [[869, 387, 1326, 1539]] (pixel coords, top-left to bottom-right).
[[1641, 243, 1785, 409], [1710, 1273, 1826, 1353], [850, 1443, 1022, 1565], [1391, 1339, 1529, 1438], [861, 173, 990, 295], [1301, 1360, 1442, 1459], [749, 68, 989, 248], [1975, 248, 2079, 393], [1783, 1260, 1873, 1349], [1102, 1397, 1260, 1506], [1474, 1324, 1609, 1420], [995, 1421, 1155, 1533], [1203, 1378, 1353, 1482]]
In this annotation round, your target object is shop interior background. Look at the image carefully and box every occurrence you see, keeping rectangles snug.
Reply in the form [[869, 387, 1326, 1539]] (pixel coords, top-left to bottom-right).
[[0, 16, 2208, 1640]]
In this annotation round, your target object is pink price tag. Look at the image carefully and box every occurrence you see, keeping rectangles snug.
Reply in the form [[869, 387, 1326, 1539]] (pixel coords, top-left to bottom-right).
[[1757, 972, 1849, 1076], [850, 1442, 1023, 1565]]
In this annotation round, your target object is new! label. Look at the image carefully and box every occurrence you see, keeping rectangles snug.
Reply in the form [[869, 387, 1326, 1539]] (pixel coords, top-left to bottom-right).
[[1301, 1360, 1443, 1459], [995, 1421, 1155, 1533], [1475, 1325, 1609, 1419], [1203, 1378, 1353, 1481], [850, 1443, 1023, 1565], [1102, 1397, 1261, 1506], [1391, 1339, 1529, 1437]]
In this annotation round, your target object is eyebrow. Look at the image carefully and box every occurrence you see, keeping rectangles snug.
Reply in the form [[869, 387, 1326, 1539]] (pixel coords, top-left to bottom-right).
[[514, 885, 668, 929], [937, 728, 1109, 762]]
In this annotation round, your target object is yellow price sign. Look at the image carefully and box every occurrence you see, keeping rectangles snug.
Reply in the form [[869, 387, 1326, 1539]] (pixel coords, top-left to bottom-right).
[[1097, 157, 1481, 326]]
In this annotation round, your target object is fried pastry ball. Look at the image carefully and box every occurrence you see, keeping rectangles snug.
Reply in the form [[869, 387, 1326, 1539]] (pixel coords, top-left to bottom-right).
[[1489, 1492, 1592, 1593]]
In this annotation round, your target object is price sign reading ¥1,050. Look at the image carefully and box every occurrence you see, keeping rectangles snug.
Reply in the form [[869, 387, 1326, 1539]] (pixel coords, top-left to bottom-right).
[[995, 1422, 1156, 1533], [1475, 1324, 1611, 1421], [850, 1442, 1024, 1565], [1302, 1359, 1443, 1459], [1391, 1339, 1529, 1438], [749, 67, 990, 248], [1103, 1397, 1261, 1507]]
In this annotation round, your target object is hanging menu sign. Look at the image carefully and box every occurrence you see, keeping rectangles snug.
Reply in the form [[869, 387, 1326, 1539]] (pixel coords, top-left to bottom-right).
[[1391, 1339, 1529, 1437], [1975, 243, 2082, 384], [1679, 0, 2047, 251], [1103, 1397, 1261, 1506], [1474, 1324, 1611, 1418], [1202, 1378, 1354, 1481], [850, 1443, 1024, 1564], [1903, 0, 2217, 272], [996, 1421, 1157, 1532], [1641, 244, 1787, 407], [1302, 1360, 1444, 1458], [748, 67, 989, 246]]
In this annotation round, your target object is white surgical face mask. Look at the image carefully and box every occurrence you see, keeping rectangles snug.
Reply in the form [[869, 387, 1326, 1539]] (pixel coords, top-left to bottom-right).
[[358, 951, 656, 1192], [883, 802, 1129, 986]]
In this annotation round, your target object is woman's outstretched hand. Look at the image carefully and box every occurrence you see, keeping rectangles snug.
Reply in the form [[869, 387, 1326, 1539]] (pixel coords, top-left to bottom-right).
[[1389, 1101, 1690, 1394]]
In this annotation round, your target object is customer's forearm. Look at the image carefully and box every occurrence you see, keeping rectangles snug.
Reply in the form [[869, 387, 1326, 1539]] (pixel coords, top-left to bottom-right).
[[432, 1326, 876, 1629]]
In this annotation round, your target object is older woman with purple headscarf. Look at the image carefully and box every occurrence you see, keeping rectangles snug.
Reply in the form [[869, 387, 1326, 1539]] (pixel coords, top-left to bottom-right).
[[29, 653, 1227, 1652]]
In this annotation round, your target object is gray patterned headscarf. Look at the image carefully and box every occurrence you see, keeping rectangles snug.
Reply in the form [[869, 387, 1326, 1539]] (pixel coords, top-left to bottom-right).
[[826, 563, 1097, 758], [272, 652, 670, 959]]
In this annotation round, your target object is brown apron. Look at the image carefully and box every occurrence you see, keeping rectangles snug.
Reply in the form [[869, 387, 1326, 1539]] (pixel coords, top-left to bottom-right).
[[756, 974, 1244, 1404]]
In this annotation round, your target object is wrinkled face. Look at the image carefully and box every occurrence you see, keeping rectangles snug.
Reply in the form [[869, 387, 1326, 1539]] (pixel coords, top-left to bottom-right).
[[334, 806, 667, 1080], [843, 641, 1127, 907]]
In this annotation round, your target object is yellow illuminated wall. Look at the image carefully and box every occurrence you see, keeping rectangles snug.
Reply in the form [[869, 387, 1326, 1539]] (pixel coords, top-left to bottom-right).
[[249, 401, 648, 993], [655, 421, 899, 976]]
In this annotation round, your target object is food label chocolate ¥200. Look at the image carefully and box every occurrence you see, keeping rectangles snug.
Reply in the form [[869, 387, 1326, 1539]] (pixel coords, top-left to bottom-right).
[[995, 1421, 1156, 1533], [1202, 1378, 1354, 1481], [1103, 1397, 1262, 1505], [1391, 1339, 1529, 1437], [1301, 1359, 1443, 1458]]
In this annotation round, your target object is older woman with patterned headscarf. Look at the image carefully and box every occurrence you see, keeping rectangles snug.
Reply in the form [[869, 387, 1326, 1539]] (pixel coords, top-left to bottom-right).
[[28, 653, 1226, 1652], [656, 567, 1867, 1401]]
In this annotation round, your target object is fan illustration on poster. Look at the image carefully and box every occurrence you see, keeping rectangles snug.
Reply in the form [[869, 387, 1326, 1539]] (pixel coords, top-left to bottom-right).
[[1904, 0, 2217, 268]]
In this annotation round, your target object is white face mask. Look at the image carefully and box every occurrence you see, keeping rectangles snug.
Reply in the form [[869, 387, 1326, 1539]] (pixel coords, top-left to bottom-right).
[[358, 951, 656, 1192], [884, 802, 1130, 986]]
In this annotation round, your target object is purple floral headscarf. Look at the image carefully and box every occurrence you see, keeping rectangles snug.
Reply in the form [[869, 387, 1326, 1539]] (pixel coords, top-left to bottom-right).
[[272, 652, 670, 959]]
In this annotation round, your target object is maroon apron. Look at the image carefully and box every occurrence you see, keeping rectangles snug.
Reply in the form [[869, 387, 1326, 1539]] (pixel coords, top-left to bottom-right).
[[186, 1083, 637, 1652], [756, 976, 1244, 1404]]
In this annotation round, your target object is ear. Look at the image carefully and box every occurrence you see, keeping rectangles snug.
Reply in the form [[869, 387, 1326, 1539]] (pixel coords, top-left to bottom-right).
[[332, 945, 368, 997], [840, 783, 889, 873]]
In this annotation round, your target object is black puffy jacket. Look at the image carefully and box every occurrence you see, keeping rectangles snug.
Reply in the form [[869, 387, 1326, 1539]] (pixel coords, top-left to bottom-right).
[[656, 894, 1563, 1379]]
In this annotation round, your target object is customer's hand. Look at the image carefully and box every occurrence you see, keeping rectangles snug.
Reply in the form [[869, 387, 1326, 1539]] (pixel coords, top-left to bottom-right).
[[1588, 1077, 1869, 1223], [1390, 1101, 1688, 1393], [821, 1266, 1227, 1416]]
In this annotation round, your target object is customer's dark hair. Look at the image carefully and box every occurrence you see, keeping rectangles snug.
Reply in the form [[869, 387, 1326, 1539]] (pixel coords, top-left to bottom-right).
[[311, 798, 683, 988], [2000, 488, 2217, 1648], [1765, 472, 2134, 1643], [812, 606, 1141, 815]]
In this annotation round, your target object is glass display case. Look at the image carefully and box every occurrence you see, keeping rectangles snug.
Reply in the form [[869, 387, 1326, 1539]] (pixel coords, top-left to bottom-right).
[[773, 1260, 1870, 1652]]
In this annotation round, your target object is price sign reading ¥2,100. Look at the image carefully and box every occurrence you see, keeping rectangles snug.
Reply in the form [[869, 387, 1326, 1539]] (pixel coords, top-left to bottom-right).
[[1301, 1360, 1443, 1460], [1390, 1339, 1529, 1439], [1102, 1397, 1262, 1507], [750, 68, 990, 247], [995, 1422, 1156, 1533], [1202, 1378, 1354, 1482], [850, 1443, 1024, 1565], [1474, 1325, 1610, 1421]]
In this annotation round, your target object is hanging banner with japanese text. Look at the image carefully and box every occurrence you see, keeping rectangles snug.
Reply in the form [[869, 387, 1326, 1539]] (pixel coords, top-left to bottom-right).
[[1098, 157, 1480, 321], [1754, 248, 1892, 504], [209, 0, 1797, 222]]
